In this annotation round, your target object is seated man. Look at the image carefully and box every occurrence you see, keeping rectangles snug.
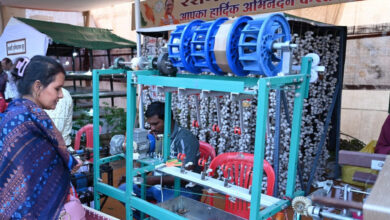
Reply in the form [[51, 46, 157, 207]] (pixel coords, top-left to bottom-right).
[[119, 101, 201, 203]]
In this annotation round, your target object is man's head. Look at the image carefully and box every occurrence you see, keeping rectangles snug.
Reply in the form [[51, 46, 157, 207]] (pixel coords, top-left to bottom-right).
[[145, 101, 165, 135], [165, 0, 174, 15], [1, 58, 12, 71]]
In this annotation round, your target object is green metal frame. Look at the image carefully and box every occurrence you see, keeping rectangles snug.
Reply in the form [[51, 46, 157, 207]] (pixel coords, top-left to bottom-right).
[[92, 58, 312, 219]]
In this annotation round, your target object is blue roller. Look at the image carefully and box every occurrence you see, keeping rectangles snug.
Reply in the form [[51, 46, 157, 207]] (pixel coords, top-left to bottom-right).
[[190, 17, 228, 75], [238, 13, 291, 76], [168, 20, 204, 73], [224, 16, 252, 76]]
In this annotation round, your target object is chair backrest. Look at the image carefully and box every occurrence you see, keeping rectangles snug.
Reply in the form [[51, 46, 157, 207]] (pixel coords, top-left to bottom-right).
[[199, 141, 216, 162], [208, 152, 275, 219], [74, 124, 102, 150]]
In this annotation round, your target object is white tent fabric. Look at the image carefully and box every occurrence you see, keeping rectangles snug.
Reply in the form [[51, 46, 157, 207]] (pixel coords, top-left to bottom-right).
[[0, 17, 51, 61]]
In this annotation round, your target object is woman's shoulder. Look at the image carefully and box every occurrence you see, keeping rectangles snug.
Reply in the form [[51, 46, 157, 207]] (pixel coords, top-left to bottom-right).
[[1, 99, 39, 124], [0, 99, 54, 137], [1, 100, 30, 122]]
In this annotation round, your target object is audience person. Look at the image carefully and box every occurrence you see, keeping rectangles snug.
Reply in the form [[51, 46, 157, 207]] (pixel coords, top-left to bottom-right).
[[45, 88, 73, 146], [1, 58, 12, 71], [0, 55, 81, 219], [375, 115, 390, 154], [119, 102, 201, 204], [3, 57, 20, 101], [0, 63, 7, 112]]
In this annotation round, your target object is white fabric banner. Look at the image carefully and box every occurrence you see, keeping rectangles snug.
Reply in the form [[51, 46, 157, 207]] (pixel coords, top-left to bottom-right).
[[0, 17, 51, 61]]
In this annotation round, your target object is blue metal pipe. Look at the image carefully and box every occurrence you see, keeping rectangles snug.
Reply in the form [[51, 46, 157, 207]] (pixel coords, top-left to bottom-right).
[[273, 89, 281, 196], [305, 82, 341, 195], [281, 90, 304, 190]]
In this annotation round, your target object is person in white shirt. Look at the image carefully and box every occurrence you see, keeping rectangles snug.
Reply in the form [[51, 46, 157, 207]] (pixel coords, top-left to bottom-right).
[[45, 87, 73, 146], [2, 57, 20, 101]]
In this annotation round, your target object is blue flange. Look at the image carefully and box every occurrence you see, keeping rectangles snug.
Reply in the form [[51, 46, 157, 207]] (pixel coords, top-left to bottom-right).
[[147, 133, 156, 153], [191, 17, 228, 75], [225, 16, 252, 76], [238, 14, 291, 76], [168, 20, 204, 73]]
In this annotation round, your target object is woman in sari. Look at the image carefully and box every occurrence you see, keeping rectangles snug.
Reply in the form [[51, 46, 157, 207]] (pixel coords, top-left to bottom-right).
[[0, 56, 80, 219]]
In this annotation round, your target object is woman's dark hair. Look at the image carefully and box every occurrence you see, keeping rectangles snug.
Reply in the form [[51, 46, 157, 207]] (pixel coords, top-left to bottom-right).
[[15, 55, 65, 96], [11, 57, 26, 80], [145, 101, 165, 120]]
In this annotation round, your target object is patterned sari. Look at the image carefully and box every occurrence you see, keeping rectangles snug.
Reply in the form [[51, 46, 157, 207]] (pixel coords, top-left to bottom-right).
[[0, 99, 77, 219]]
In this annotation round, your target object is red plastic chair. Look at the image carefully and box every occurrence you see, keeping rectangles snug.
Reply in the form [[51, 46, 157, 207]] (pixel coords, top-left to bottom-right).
[[0, 94, 7, 113], [198, 141, 216, 170], [207, 152, 275, 219], [74, 124, 102, 162]]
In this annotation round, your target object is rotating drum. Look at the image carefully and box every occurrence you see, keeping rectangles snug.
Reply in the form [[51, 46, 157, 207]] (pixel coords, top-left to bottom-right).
[[168, 20, 204, 73], [238, 13, 291, 76], [213, 16, 253, 76]]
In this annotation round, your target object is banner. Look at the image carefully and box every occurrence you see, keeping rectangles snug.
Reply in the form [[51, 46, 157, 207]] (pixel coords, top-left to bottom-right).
[[139, 0, 358, 28], [6, 39, 26, 56]]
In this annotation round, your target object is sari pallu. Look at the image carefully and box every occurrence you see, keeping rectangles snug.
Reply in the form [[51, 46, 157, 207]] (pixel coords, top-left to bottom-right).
[[0, 99, 77, 219]]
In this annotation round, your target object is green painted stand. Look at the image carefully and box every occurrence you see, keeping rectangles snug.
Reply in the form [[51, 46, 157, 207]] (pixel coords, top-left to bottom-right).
[[92, 58, 312, 219]]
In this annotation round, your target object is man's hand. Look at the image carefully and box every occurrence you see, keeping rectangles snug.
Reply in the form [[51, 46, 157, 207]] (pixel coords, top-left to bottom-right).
[[71, 158, 83, 173], [122, 136, 126, 152]]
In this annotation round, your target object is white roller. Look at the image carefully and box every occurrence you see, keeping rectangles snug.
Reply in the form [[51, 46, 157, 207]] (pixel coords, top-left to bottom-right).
[[213, 19, 234, 73]]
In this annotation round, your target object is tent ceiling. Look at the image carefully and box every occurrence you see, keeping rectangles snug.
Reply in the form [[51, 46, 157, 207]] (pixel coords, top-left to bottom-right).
[[0, 0, 132, 12], [16, 17, 136, 49]]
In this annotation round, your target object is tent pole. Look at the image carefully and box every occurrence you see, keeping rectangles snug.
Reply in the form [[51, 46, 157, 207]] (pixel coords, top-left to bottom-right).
[[134, 0, 144, 129], [72, 47, 76, 72], [135, 0, 141, 57]]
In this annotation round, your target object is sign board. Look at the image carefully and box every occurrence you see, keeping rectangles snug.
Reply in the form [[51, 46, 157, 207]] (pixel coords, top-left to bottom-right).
[[6, 38, 26, 56], [0, 17, 51, 61], [139, 0, 358, 28]]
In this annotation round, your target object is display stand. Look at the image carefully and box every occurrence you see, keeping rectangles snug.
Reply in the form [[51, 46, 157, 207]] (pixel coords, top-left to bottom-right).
[[91, 57, 312, 219]]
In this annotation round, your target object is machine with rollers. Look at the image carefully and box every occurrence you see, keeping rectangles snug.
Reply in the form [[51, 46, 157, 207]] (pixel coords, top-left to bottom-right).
[[112, 13, 319, 79], [168, 13, 294, 77], [93, 13, 322, 220]]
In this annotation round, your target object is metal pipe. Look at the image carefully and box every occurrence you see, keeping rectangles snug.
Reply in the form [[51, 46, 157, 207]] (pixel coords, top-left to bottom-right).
[[308, 206, 356, 220], [125, 71, 137, 220], [135, 0, 141, 57], [133, 0, 144, 131], [195, 95, 201, 127], [238, 100, 244, 131], [281, 90, 304, 189], [273, 89, 281, 196], [311, 196, 363, 210], [320, 211, 356, 220], [72, 47, 76, 72], [215, 97, 222, 129], [343, 184, 349, 215], [92, 69, 101, 210], [139, 86, 145, 129], [306, 81, 341, 194]]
